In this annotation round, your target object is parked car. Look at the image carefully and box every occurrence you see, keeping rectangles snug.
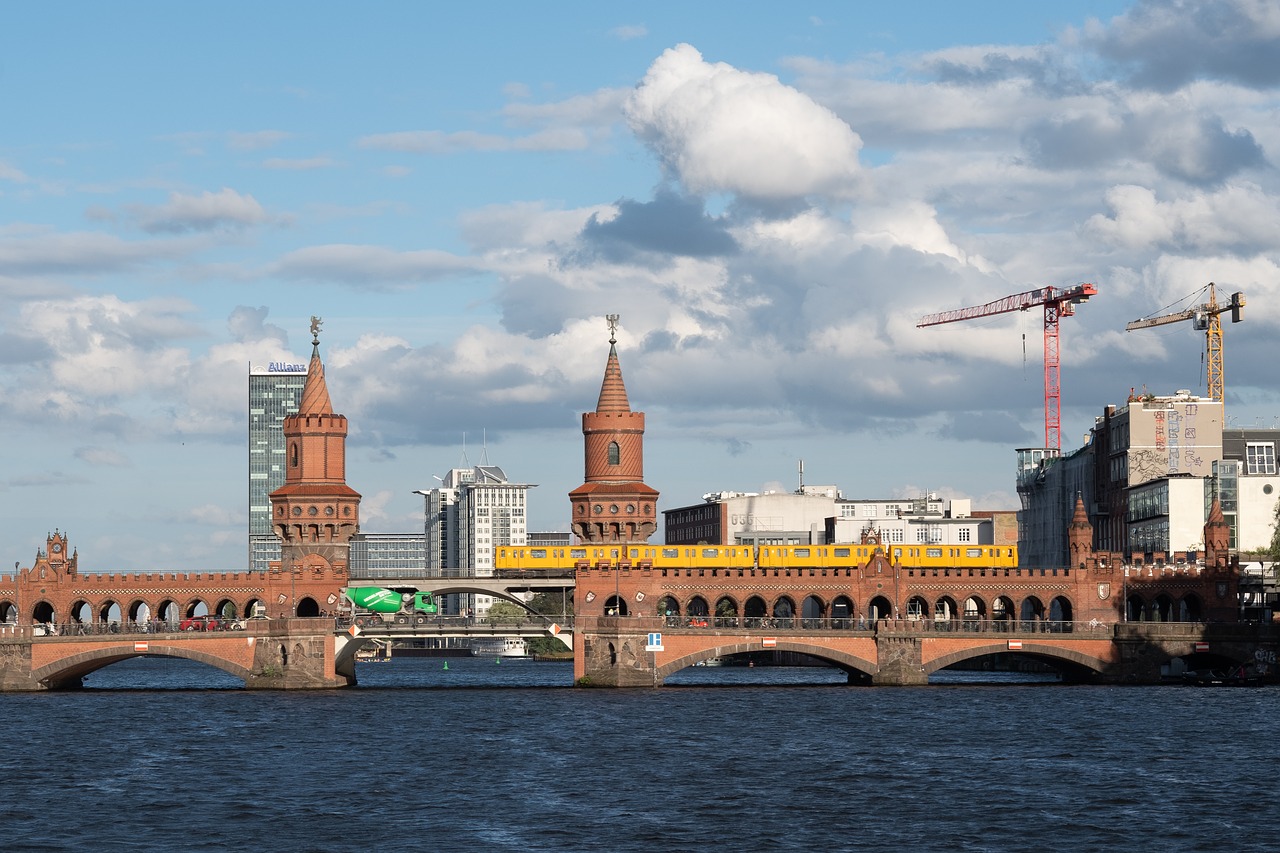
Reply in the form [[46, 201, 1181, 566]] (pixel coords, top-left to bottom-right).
[[179, 615, 223, 631]]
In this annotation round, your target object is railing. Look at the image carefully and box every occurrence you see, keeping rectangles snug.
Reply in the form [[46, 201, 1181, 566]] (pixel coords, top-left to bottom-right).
[[656, 615, 1118, 635], [338, 615, 574, 635]]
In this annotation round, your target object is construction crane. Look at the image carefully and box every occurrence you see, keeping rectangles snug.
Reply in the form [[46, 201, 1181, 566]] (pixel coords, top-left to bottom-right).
[[917, 282, 1097, 450], [1124, 282, 1244, 403]]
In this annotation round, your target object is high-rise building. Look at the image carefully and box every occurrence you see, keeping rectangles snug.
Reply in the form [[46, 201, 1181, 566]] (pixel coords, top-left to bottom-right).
[[248, 358, 309, 572], [416, 464, 534, 615]]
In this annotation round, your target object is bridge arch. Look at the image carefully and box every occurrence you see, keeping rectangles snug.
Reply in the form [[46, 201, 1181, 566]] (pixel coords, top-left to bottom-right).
[[925, 642, 1108, 680], [33, 600, 55, 625], [656, 640, 877, 682], [29, 645, 255, 691], [657, 595, 681, 617], [714, 596, 737, 624], [297, 596, 320, 617], [0, 599, 15, 623], [868, 595, 893, 620]]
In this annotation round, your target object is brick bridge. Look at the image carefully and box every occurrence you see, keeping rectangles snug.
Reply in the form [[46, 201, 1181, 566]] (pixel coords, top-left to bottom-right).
[[577, 616, 1275, 686]]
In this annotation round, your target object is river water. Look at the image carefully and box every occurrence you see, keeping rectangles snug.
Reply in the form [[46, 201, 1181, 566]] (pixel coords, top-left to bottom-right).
[[4, 657, 1277, 852]]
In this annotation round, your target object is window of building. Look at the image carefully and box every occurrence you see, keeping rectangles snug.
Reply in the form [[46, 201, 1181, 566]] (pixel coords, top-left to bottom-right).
[[1246, 442, 1277, 475], [608, 441, 620, 465], [862, 505, 876, 517], [958, 529, 971, 542]]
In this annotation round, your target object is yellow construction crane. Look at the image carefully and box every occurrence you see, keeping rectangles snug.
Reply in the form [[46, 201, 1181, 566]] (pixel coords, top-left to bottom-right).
[[1125, 282, 1245, 403]]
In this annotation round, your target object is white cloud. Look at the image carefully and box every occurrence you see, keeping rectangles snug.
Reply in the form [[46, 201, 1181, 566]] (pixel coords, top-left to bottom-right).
[[134, 188, 268, 233], [625, 44, 863, 200]]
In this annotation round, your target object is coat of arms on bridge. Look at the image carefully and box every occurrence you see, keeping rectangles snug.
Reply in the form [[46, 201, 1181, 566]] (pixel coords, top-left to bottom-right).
[[1097, 583, 1111, 600]]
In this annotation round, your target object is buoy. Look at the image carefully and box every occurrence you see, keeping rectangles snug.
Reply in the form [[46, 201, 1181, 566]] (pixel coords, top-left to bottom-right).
[[443, 661, 449, 670], [495, 657, 501, 664]]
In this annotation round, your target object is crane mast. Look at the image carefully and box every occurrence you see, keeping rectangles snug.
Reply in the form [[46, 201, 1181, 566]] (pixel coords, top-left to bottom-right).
[[1124, 283, 1245, 404], [917, 282, 1097, 450]]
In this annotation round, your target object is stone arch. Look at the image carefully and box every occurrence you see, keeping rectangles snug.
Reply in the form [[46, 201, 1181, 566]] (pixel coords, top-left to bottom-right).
[[657, 595, 681, 619], [924, 642, 1108, 679], [744, 595, 768, 627], [296, 596, 320, 618], [157, 599, 180, 624], [800, 595, 825, 628], [934, 595, 959, 629], [28, 645, 255, 690], [1049, 596, 1074, 631], [772, 595, 796, 627], [963, 596, 986, 629], [656, 639, 877, 683], [1152, 594, 1174, 623], [686, 596, 709, 618], [714, 596, 738, 627], [831, 595, 855, 628], [992, 595, 1015, 630], [604, 594, 627, 616], [1180, 593, 1203, 622], [214, 599, 239, 619], [184, 599, 212, 619], [103, 600, 126, 624], [906, 595, 929, 621], [0, 600, 15, 623], [32, 600, 56, 626], [868, 595, 893, 622], [69, 600, 93, 625], [1019, 596, 1045, 630]]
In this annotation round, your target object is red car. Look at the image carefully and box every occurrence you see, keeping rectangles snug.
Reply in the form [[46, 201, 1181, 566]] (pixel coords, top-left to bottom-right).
[[179, 615, 223, 631]]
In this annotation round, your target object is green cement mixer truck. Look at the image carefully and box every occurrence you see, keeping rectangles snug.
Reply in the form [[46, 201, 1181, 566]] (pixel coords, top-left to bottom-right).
[[345, 586, 439, 626]]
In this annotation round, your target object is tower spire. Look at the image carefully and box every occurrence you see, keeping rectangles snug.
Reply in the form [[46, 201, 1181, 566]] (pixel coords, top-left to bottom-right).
[[569, 314, 659, 544]]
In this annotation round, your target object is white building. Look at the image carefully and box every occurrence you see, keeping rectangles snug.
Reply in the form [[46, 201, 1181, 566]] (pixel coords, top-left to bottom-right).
[[664, 488, 1004, 549], [416, 465, 533, 616]]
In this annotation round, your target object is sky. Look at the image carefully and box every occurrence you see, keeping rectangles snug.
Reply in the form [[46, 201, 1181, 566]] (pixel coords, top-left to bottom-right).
[[2, 1, 1278, 571]]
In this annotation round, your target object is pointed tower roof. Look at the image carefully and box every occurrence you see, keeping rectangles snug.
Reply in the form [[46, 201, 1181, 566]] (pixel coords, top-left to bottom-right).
[[595, 340, 632, 414], [298, 323, 334, 416]]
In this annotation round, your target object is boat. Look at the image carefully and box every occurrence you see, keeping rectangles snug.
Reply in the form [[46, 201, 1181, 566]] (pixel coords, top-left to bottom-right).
[[470, 637, 529, 658], [1182, 665, 1262, 687], [355, 642, 391, 663]]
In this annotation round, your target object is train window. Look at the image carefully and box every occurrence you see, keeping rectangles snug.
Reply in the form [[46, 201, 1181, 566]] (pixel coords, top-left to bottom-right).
[[702, 549, 718, 558], [629, 549, 638, 558], [966, 549, 981, 558], [570, 549, 586, 559], [662, 548, 678, 558], [835, 548, 850, 557], [611, 549, 620, 559], [530, 549, 547, 559], [794, 548, 810, 557], [926, 548, 943, 558]]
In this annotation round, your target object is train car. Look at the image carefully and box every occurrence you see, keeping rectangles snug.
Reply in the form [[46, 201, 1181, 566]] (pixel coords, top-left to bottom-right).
[[495, 542, 1019, 574]]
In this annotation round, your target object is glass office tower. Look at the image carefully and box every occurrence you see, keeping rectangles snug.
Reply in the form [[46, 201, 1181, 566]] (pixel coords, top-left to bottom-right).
[[249, 361, 308, 572]]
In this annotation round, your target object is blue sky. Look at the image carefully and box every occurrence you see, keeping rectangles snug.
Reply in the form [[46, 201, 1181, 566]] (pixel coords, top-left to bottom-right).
[[3, 1, 1278, 571]]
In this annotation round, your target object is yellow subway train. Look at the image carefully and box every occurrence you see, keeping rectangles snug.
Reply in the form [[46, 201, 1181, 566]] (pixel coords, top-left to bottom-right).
[[494, 542, 1017, 573]]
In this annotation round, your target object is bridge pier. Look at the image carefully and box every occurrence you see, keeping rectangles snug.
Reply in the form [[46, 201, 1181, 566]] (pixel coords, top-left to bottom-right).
[[871, 636, 928, 686], [576, 618, 660, 687]]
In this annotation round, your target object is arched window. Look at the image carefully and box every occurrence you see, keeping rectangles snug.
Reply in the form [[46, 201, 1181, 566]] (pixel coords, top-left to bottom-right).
[[290, 442, 299, 467], [608, 441, 620, 465]]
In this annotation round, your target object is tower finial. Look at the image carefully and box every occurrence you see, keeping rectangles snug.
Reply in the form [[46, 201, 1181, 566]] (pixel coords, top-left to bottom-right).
[[606, 313, 619, 346], [310, 315, 323, 346]]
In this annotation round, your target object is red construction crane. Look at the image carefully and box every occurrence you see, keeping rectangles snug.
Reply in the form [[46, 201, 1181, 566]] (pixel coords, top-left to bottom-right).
[[917, 282, 1097, 450]]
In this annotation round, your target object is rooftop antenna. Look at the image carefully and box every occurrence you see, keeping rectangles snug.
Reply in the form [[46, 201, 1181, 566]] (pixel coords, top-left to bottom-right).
[[798, 459, 804, 493], [480, 428, 491, 466], [459, 433, 471, 468]]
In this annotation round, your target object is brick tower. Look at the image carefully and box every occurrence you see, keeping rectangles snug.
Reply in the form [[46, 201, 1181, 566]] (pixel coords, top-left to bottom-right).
[[569, 315, 659, 544], [269, 317, 361, 592]]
